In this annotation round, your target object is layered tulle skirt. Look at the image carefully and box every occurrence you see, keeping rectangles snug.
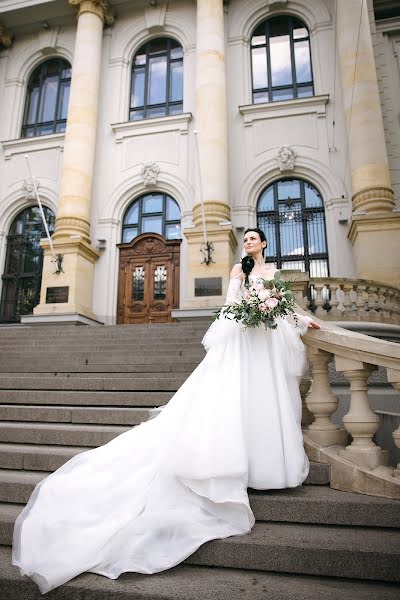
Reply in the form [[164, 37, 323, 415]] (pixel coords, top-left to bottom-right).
[[12, 316, 309, 594]]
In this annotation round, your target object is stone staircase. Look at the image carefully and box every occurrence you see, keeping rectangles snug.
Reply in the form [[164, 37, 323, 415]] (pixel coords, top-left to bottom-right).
[[0, 323, 399, 600]]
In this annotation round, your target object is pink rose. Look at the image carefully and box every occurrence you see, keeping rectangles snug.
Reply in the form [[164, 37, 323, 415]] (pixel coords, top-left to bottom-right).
[[258, 289, 271, 301], [253, 283, 264, 291], [259, 302, 268, 312], [265, 297, 279, 309]]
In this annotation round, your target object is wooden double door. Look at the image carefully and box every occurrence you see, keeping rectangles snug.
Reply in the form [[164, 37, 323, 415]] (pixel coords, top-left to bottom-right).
[[117, 233, 180, 324]]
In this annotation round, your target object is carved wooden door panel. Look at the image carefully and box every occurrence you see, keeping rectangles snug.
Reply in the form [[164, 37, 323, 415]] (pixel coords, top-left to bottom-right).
[[117, 234, 180, 324]]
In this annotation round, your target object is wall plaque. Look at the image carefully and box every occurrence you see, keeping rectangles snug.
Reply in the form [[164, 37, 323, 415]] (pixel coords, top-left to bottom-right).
[[46, 286, 69, 304], [194, 277, 222, 297]]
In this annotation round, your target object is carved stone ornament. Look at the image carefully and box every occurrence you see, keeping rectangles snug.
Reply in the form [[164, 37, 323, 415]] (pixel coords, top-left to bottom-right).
[[0, 22, 13, 49], [68, 0, 114, 26], [145, 0, 168, 32], [276, 146, 296, 172], [23, 178, 40, 200], [140, 162, 160, 186]]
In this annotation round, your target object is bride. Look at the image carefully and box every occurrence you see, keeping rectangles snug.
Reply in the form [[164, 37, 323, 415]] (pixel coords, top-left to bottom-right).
[[12, 227, 320, 594]]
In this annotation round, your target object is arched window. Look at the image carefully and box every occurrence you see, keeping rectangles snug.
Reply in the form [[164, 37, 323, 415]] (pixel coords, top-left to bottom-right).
[[0, 205, 55, 322], [129, 38, 183, 121], [251, 16, 313, 103], [122, 193, 181, 242], [257, 179, 329, 277], [22, 58, 71, 138]]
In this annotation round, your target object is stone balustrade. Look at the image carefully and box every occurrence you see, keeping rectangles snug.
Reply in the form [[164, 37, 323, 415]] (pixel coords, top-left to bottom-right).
[[283, 272, 400, 325], [299, 314, 400, 499]]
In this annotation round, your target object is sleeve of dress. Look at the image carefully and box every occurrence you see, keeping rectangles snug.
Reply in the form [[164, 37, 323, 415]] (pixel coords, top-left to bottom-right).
[[286, 311, 314, 335], [224, 276, 242, 305]]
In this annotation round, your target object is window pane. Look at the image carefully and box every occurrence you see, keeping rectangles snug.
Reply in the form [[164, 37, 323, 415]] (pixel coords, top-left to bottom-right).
[[258, 186, 274, 212], [170, 45, 183, 59], [147, 106, 167, 118], [56, 122, 66, 133], [281, 260, 305, 271], [130, 109, 144, 121], [167, 197, 180, 220], [148, 55, 167, 104], [169, 61, 183, 102], [309, 259, 328, 278], [26, 87, 39, 124], [253, 91, 269, 104], [132, 266, 145, 301], [37, 124, 55, 136], [135, 50, 146, 66], [305, 183, 322, 208], [141, 216, 163, 234], [131, 68, 145, 107], [39, 76, 58, 122], [293, 26, 308, 40], [270, 35, 292, 86], [124, 202, 139, 224], [150, 39, 168, 54], [122, 227, 138, 243], [307, 213, 327, 254], [143, 195, 163, 213], [251, 47, 268, 89], [279, 208, 304, 257], [23, 127, 35, 138], [278, 180, 300, 199], [168, 103, 183, 115], [257, 219, 276, 257], [252, 34, 266, 46], [61, 66, 71, 79], [154, 265, 167, 300], [272, 88, 294, 101], [295, 40, 312, 83], [58, 81, 70, 119], [297, 85, 313, 98], [166, 224, 181, 240]]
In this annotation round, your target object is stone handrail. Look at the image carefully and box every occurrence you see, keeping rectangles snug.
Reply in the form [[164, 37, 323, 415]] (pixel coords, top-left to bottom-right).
[[299, 311, 400, 499], [286, 273, 400, 325]]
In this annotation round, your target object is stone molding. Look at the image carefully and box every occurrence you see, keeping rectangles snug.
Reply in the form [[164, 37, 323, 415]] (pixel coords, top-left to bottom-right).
[[111, 112, 192, 143], [0, 22, 13, 49], [239, 94, 329, 126], [1, 133, 65, 160], [53, 216, 91, 243], [192, 201, 231, 227], [68, 0, 114, 26], [352, 186, 395, 214]]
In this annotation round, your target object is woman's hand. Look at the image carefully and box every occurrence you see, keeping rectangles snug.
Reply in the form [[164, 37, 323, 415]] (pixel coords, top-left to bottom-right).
[[308, 320, 321, 329]]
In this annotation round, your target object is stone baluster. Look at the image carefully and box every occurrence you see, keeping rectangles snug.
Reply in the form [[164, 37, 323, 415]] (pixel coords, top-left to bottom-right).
[[335, 357, 387, 469], [304, 348, 348, 446], [313, 282, 326, 318], [342, 282, 354, 317], [327, 282, 342, 319], [367, 285, 379, 319], [354, 282, 368, 320], [300, 376, 313, 428], [377, 286, 389, 320], [387, 369, 400, 479]]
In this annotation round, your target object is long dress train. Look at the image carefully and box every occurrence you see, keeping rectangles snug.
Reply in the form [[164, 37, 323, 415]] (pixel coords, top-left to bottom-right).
[[12, 274, 312, 594]]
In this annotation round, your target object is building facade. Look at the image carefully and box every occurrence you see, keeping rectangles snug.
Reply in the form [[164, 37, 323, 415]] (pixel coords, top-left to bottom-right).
[[0, 0, 399, 325]]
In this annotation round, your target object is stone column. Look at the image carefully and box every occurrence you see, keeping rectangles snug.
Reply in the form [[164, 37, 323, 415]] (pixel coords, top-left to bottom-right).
[[183, 0, 237, 309], [32, 0, 113, 324], [336, 0, 400, 287]]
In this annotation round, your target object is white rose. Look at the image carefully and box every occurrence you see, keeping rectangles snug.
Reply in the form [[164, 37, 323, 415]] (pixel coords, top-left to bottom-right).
[[258, 289, 271, 301]]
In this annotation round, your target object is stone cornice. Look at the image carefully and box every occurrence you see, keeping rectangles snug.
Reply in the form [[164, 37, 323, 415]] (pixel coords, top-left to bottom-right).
[[68, 0, 114, 26], [0, 22, 13, 49]]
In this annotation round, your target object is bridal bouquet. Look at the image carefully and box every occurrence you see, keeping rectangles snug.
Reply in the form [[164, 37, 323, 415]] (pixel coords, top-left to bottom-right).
[[215, 271, 297, 330]]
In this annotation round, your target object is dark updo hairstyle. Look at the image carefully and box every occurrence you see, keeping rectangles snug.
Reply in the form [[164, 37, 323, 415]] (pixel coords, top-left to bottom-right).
[[241, 228, 267, 287]]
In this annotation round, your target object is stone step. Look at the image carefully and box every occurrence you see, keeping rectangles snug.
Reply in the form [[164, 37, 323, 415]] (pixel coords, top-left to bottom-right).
[[0, 376, 185, 391], [0, 371, 189, 379], [0, 362, 198, 373], [0, 390, 173, 406], [0, 340, 203, 353], [0, 405, 153, 425], [0, 444, 88, 471], [0, 462, 330, 505], [0, 422, 130, 448], [0, 349, 205, 360], [0, 354, 205, 367], [1, 547, 399, 600], [1, 482, 398, 547], [186, 521, 400, 582]]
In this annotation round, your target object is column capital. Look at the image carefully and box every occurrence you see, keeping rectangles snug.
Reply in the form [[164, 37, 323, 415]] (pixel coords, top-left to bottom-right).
[[0, 22, 13, 49], [68, 0, 114, 26]]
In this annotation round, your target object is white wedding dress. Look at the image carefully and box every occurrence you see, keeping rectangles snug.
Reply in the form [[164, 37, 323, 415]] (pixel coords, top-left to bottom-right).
[[12, 274, 312, 594]]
